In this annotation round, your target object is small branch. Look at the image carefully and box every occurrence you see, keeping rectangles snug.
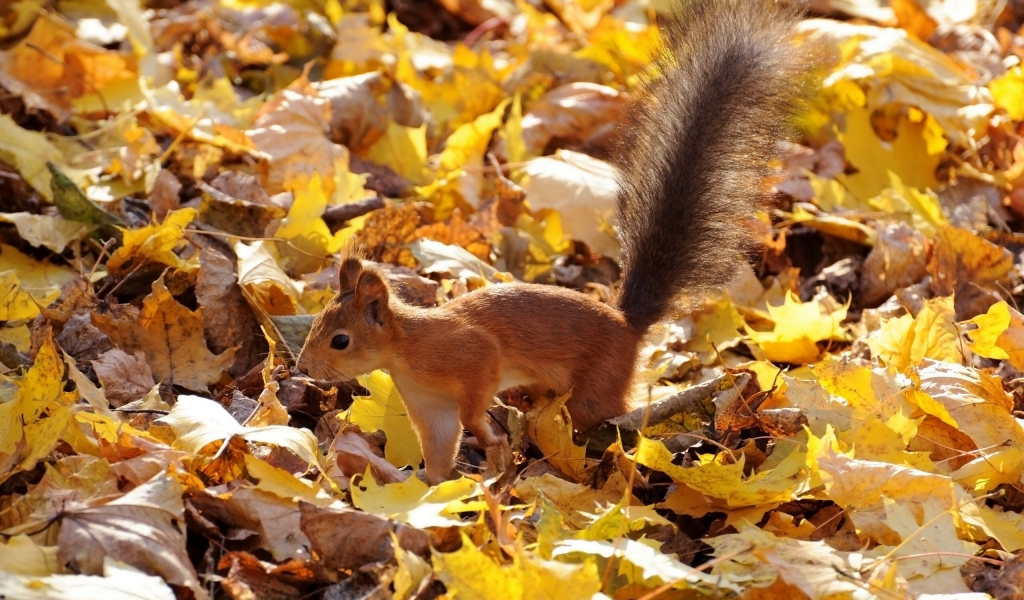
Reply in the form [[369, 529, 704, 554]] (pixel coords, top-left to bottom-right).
[[322, 196, 385, 232]]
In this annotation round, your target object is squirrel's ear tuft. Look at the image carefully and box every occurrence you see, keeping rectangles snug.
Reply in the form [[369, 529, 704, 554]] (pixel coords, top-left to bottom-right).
[[356, 270, 389, 326], [339, 257, 363, 292]]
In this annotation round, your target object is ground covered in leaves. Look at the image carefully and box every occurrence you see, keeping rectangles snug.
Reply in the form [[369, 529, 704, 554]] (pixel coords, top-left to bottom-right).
[[1, 0, 1024, 598]]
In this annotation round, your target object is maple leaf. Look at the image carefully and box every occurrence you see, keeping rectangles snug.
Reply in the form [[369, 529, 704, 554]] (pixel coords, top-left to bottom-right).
[[57, 471, 207, 600], [432, 532, 602, 600], [0, 212, 91, 252], [0, 331, 77, 482], [745, 291, 850, 364], [350, 468, 484, 528], [105, 208, 198, 273], [524, 392, 589, 481], [635, 436, 811, 508], [157, 394, 321, 468], [963, 300, 1024, 369], [343, 370, 423, 469], [866, 296, 961, 371], [92, 276, 234, 392]]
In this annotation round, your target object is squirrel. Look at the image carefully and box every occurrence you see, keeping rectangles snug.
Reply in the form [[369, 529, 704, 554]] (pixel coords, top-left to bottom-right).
[[297, 0, 813, 485]]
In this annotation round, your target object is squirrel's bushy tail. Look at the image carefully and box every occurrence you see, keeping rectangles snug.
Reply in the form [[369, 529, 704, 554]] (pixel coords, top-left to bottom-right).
[[614, 0, 812, 332]]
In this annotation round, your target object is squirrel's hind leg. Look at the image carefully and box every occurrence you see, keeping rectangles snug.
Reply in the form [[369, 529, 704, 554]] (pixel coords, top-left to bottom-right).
[[459, 389, 512, 483], [565, 367, 634, 432]]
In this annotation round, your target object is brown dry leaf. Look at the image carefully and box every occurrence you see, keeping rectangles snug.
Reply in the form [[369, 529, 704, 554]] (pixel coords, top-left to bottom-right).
[[298, 501, 431, 572], [859, 222, 930, 306], [316, 72, 428, 154], [196, 248, 267, 378], [328, 427, 408, 485], [92, 348, 156, 408], [928, 227, 1013, 305], [188, 485, 313, 562], [247, 83, 349, 198], [521, 83, 626, 156], [197, 182, 286, 240], [217, 551, 306, 600], [92, 276, 235, 392], [57, 471, 207, 600]]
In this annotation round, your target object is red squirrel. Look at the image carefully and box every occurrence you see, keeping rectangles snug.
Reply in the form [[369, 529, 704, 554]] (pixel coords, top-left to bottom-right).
[[297, 0, 813, 485]]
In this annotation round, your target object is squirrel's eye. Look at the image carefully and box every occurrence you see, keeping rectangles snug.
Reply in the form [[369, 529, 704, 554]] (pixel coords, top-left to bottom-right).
[[330, 334, 350, 350]]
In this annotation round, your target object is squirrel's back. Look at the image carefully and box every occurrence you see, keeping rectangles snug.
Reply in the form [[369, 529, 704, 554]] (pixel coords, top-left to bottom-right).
[[614, 0, 813, 331]]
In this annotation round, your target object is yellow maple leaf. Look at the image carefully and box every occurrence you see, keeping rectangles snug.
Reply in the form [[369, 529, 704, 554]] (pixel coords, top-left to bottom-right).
[[838, 104, 943, 201], [0, 244, 76, 307], [395, 36, 505, 136], [963, 301, 1024, 369], [106, 208, 198, 273], [243, 454, 333, 506], [524, 392, 589, 481], [273, 174, 347, 275], [350, 468, 484, 527], [343, 370, 423, 469], [745, 291, 849, 364], [866, 295, 961, 371], [635, 437, 810, 508], [422, 98, 511, 218], [432, 533, 601, 600], [0, 270, 40, 322], [839, 413, 934, 471], [867, 172, 948, 237], [363, 122, 430, 185], [0, 332, 77, 482]]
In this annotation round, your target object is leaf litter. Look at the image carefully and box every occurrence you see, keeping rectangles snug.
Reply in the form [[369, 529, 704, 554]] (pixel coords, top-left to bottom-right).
[[0, 0, 1024, 599]]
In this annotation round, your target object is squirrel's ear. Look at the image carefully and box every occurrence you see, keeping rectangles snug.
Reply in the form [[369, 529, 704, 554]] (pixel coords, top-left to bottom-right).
[[355, 270, 389, 327], [338, 257, 363, 292]]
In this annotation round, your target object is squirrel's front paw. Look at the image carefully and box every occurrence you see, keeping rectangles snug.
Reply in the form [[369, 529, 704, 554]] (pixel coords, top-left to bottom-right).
[[416, 467, 460, 486]]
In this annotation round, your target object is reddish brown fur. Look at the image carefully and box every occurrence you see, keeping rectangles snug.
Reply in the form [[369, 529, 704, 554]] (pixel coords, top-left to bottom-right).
[[298, 259, 639, 483]]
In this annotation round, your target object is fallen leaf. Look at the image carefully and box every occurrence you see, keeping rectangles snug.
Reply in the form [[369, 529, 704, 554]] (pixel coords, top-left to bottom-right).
[[92, 349, 156, 408], [157, 395, 321, 468], [298, 501, 431, 572], [432, 533, 601, 600], [344, 370, 423, 469], [866, 296, 961, 371], [745, 291, 850, 364], [105, 208, 197, 274], [963, 301, 1024, 369], [524, 393, 589, 481], [0, 212, 91, 252], [92, 276, 235, 391], [56, 471, 206, 599], [0, 561, 177, 600], [351, 469, 484, 528]]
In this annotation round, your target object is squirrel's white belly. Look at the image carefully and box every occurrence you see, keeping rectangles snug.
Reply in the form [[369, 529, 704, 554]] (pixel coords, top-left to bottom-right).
[[496, 369, 537, 392]]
